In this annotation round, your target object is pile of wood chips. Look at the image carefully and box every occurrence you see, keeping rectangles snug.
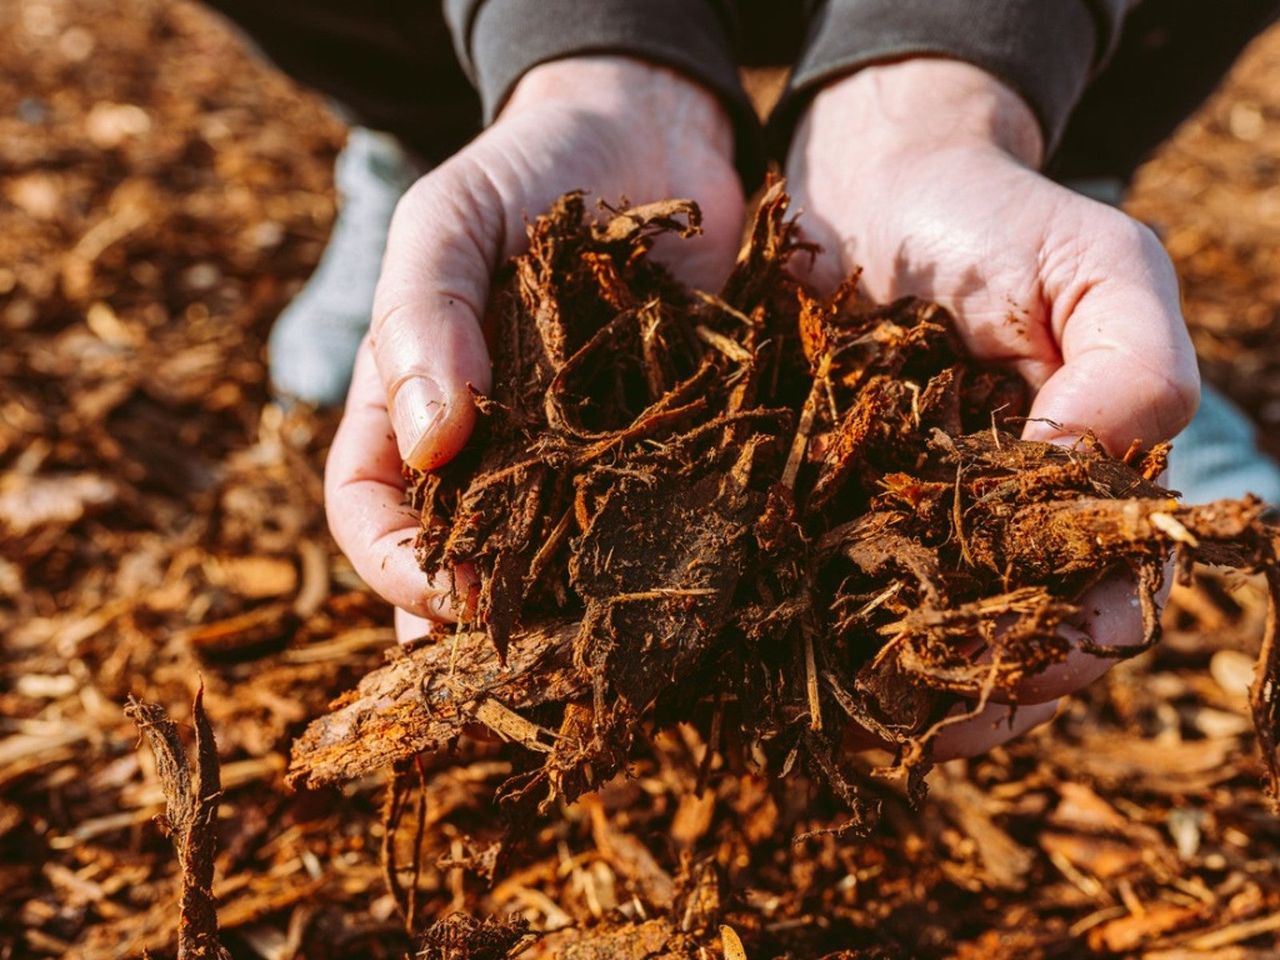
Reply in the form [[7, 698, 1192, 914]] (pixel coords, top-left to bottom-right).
[[7, 1, 1280, 958]]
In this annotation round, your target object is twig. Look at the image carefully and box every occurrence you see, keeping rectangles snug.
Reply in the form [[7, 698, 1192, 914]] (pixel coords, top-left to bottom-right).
[[124, 685, 231, 960]]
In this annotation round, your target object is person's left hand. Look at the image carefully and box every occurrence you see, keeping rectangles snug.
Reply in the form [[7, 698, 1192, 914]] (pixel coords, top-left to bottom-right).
[[321, 56, 746, 644], [787, 58, 1200, 758]]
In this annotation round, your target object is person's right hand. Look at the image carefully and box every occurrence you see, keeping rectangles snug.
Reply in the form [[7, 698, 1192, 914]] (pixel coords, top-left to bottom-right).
[[787, 59, 1200, 761], [323, 56, 746, 642]]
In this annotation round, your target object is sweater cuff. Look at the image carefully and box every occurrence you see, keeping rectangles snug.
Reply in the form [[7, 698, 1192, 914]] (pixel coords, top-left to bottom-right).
[[446, 0, 765, 189], [774, 0, 1119, 159]]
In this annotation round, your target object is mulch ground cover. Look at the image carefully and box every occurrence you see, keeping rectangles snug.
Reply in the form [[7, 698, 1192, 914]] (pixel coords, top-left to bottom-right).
[[6, 2, 1280, 958]]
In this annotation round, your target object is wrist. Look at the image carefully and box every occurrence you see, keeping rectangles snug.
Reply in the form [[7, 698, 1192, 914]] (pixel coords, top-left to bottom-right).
[[795, 58, 1044, 170], [503, 55, 734, 159]]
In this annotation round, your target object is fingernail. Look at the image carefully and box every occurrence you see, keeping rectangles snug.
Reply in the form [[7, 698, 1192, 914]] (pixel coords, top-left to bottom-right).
[[390, 376, 447, 467]]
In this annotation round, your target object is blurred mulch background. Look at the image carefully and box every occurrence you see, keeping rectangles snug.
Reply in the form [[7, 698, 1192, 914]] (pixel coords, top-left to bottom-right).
[[3, 1, 1280, 957]]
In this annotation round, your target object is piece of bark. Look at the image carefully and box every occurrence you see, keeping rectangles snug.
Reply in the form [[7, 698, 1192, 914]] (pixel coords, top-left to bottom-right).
[[1250, 566, 1280, 807], [287, 622, 584, 789], [998, 497, 1268, 579], [931, 769, 1034, 890], [417, 912, 531, 960], [1087, 903, 1206, 954], [124, 687, 231, 960]]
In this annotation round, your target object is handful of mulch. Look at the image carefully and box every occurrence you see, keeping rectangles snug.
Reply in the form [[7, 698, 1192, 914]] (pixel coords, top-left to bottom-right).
[[289, 184, 1280, 827]]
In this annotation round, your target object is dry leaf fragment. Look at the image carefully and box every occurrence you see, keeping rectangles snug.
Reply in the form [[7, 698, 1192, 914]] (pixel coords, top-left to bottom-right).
[[720, 924, 748, 960], [0, 473, 117, 536]]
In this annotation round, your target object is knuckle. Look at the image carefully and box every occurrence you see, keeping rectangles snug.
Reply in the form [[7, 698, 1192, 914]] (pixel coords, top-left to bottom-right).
[[1167, 370, 1202, 434], [394, 170, 441, 221], [1100, 213, 1177, 286], [323, 488, 351, 554], [1097, 208, 1153, 259], [367, 298, 409, 345], [1130, 360, 1200, 441], [1140, 348, 1201, 437]]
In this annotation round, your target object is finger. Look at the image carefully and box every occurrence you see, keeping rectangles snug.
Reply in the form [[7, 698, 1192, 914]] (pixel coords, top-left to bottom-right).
[[1023, 215, 1199, 454], [931, 698, 1060, 762], [839, 697, 1061, 761], [990, 621, 1119, 706], [371, 166, 496, 472], [988, 563, 1172, 705], [395, 607, 438, 645], [325, 339, 473, 620]]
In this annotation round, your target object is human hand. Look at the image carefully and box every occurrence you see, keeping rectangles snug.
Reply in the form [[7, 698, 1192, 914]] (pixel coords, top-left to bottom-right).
[[323, 56, 746, 642], [787, 59, 1200, 757]]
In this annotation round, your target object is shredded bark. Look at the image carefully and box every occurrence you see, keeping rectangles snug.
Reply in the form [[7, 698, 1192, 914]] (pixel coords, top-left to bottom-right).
[[417, 912, 532, 960], [125, 687, 231, 960], [291, 183, 1280, 827]]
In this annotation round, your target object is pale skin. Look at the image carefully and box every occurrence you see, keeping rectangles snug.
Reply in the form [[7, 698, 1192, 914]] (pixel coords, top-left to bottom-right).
[[324, 55, 1200, 759]]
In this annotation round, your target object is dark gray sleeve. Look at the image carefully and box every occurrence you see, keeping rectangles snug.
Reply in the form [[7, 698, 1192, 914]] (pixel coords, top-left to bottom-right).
[[774, 0, 1130, 157], [444, 0, 764, 185]]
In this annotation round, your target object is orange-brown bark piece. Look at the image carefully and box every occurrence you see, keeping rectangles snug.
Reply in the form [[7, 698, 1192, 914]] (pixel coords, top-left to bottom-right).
[[125, 688, 231, 960]]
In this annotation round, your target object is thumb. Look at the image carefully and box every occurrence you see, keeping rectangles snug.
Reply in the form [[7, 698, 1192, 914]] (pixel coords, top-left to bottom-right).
[[1022, 220, 1199, 454], [370, 171, 496, 471]]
